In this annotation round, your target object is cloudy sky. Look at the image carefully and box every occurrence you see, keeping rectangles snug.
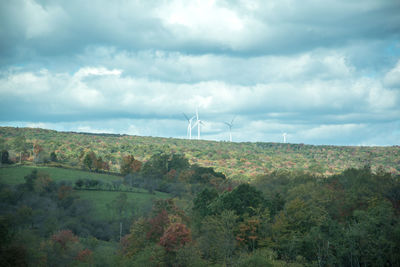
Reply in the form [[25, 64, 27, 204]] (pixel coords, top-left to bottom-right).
[[1, 0, 399, 145]]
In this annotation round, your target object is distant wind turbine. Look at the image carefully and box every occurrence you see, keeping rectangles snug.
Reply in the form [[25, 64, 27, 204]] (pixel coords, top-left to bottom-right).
[[183, 113, 195, 139], [224, 117, 235, 142], [192, 108, 204, 140], [283, 132, 287, 143]]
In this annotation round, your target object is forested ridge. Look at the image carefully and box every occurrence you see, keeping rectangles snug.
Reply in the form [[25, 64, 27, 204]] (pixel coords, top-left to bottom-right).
[[0, 126, 399, 266], [1, 126, 399, 178]]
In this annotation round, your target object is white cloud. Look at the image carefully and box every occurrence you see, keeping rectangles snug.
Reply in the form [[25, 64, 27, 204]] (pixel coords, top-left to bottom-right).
[[384, 60, 400, 89], [1, 62, 399, 120], [75, 126, 115, 134], [74, 67, 122, 79], [24, 0, 67, 39], [156, 0, 247, 49], [299, 124, 365, 141]]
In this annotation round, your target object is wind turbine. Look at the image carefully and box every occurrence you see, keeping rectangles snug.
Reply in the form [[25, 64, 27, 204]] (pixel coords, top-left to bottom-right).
[[183, 113, 195, 139], [192, 108, 204, 140], [224, 117, 235, 142], [283, 132, 287, 143]]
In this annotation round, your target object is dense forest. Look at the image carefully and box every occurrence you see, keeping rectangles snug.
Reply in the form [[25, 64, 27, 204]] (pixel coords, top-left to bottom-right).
[[0, 126, 399, 266]]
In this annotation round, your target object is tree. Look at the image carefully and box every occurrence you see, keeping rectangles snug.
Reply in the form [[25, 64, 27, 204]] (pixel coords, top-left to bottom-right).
[[43, 230, 83, 266], [13, 135, 27, 163], [95, 156, 104, 171], [121, 155, 142, 176], [51, 230, 78, 250], [193, 187, 219, 217], [24, 169, 38, 191], [124, 244, 167, 267], [159, 223, 191, 252], [175, 244, 209, 267], [1, 150, 10, 164], [141, 153, 169, 178], [236, 218, 261, 252], [0, 138, 8, 166], [198, 210, 238, 264], [33, 142, 44, 163], [75, 248, 93, 264], [50, 151, 58, 162], [341, 200, 400, 266], [271, 197, 328, 261], [235, 249, 276, 267], [121, 218, 149, 258], [75, 179, 84, 189], [110, 193, 130, 219], [211, 183, 265, 217], [146, 210, 170, 242], [83, 152, 95, 171], [168, 154, 190, 171], [34, 173, 54, 194]]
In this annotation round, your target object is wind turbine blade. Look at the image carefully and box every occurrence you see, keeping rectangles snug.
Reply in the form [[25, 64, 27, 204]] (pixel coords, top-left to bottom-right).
[[231, 116, 236, 125], [183, 113, 189, 121], [224, 122, 231, 127]]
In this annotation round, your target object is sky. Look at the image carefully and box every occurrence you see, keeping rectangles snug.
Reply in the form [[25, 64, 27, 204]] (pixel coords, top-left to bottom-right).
[[1, 0, 399, 146]]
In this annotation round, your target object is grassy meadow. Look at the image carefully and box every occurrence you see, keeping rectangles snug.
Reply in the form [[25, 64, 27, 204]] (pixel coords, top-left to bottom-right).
[[77, 190, 169, 220], [0, 165, 170, 220], [0, 165, 123, 185]]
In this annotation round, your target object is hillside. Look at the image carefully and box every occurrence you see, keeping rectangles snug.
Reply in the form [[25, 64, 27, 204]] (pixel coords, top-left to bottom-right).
[[0, 166, 170, 220], [0, 126, 399, 178], [1, 127, 399, 266]]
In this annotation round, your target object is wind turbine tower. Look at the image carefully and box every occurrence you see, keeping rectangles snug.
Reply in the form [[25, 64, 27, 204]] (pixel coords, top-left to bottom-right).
[[183, 113, 195, 139], [193, 108, 204, 140], [283, 132, 287, 143], [224, 117, 235, 142]]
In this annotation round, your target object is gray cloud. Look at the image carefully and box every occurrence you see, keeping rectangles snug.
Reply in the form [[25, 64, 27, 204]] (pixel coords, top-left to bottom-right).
[[0, 0, 399, 145], [1, 0, 399, 59]]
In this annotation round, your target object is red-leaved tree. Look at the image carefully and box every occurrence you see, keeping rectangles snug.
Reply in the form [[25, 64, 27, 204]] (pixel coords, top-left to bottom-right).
[[51, 230, 78, 250], [159, 223, 191, 252], [146, 209, 170, 241]]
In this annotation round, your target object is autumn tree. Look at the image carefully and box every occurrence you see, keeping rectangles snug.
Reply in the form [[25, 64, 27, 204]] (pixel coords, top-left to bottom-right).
[[51, 230, 78, 250], [159, 223, 191, 252], [147, 210, 170, 242], [33, 142, 44, 163], [43, 230, 83, 266], [120, 155, 142, 176], [82, 151, 106, 171], [236, 218, 261, 252], [83, 151, 95, 171]]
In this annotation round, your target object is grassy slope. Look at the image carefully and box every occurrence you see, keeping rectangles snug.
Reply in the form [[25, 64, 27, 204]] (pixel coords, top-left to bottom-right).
[[0, 166, 170, 220], [0, 165, 123, 185], [77, 190, 169, 220]]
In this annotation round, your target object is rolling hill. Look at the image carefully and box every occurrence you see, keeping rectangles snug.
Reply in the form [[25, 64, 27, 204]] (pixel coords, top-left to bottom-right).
[[0, 126, 399, 179]]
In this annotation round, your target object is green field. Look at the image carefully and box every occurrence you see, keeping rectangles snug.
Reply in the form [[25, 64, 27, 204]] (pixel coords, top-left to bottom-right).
[[0, 166, 170, 220], [0, 165, 123, 185], [77, 190, 169, 219]]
